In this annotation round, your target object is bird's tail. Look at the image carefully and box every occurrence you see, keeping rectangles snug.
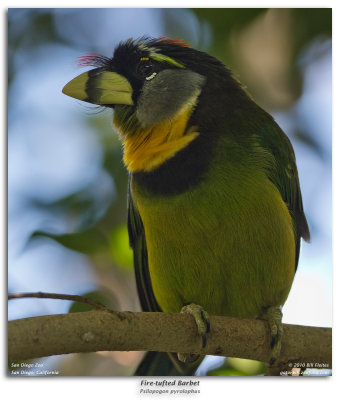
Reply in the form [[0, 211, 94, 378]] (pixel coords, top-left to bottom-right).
[[134, 351, 200, 376]]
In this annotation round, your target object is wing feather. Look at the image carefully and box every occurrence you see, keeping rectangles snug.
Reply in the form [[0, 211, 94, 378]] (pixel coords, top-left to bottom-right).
[[127, 176, 161, 312], [258, 122, 310, 270]]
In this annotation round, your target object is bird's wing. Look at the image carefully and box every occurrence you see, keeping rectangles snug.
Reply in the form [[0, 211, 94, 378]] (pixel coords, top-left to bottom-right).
[[127, 175, 161, 312], [258, 123, 310, 270]]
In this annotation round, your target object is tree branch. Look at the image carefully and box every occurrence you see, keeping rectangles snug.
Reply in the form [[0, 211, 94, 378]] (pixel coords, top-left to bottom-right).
[[8, 310, 332, 371], [8, 292, 106, 310]]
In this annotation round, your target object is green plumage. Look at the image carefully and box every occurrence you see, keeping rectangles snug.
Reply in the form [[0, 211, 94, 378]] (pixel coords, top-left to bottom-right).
[[63, 37, 310, 376], [129, 113, 307, 315]]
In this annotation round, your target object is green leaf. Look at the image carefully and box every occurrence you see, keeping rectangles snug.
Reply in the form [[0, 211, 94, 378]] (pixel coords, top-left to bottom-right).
[[109, 225, 133, 269], [31, 227, 108, 254], [228, 358, 266, 375], [207, 358, 266, 376], [68, 290, 118, 313], [208, 367, 249, 376]]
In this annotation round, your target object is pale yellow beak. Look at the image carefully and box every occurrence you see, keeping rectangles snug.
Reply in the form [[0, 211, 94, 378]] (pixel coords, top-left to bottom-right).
[[62, 69, 134, 106]]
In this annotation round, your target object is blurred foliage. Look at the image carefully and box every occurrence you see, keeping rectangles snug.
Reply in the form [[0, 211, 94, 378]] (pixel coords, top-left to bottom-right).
[[206, 357, 266, 376], [31, 228, 109, 254], [109, 225, 134, 269], [68, 290, 118, 312], [192, 8, 266, 58], [192, 8, 331, 60], [191, 8, 331, 118], [8, 9, 66, 84], [8, 8, 331, 376]]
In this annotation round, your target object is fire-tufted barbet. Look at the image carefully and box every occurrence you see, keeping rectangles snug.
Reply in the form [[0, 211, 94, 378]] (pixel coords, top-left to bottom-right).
[[62, 37, 310, 376]]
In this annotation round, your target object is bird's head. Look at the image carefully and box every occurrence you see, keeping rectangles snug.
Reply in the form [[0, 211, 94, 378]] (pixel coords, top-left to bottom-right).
[[63, 37, 242, 172]]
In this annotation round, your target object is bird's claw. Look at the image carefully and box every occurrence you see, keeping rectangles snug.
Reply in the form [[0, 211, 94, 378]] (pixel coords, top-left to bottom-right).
[[177, 303, 210, 363], [181, 303, 210, 347], [259, 306, 283, 365]]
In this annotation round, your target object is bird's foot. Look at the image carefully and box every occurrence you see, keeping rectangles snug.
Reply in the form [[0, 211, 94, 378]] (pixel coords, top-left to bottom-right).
[[259, 306, 283, 365], [177, 303, 210, 363]]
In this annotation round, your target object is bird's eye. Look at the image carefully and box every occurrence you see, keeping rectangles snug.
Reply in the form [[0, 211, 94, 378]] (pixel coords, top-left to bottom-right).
[[137, 61, 155, 79]]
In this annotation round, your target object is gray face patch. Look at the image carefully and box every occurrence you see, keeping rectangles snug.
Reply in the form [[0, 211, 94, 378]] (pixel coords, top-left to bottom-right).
[[136, 69, 206, 128]]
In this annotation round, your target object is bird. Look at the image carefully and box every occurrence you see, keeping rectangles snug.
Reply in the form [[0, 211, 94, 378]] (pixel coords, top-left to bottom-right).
[[62, 36, 310, 376]]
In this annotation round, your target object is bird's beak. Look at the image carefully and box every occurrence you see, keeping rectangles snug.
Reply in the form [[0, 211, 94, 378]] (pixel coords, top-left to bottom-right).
[[62, 69, 134, 106]]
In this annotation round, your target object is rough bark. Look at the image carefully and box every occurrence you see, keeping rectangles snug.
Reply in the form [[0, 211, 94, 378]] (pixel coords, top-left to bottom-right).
[[8, 309, 332, 373]]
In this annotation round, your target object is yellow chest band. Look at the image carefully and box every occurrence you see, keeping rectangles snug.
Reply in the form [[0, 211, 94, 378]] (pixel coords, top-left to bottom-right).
[[113, 103, 199, 173]]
